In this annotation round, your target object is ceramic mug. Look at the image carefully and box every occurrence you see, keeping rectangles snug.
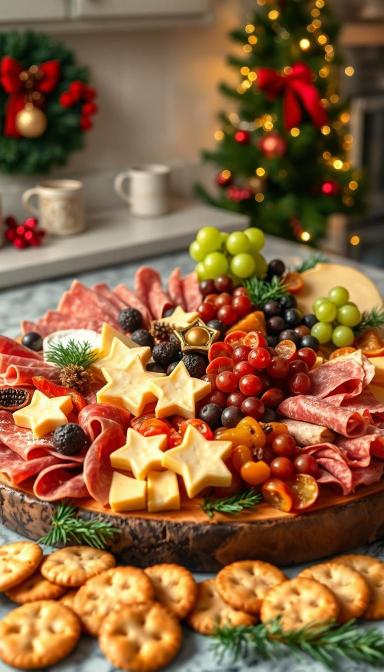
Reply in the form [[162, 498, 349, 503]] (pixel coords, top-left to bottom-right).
[[22, 179, 85, 236], [114, 164, 170, 216]]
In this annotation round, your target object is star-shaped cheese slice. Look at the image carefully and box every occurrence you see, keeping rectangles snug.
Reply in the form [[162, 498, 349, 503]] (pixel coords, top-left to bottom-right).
[[96, 356, 164, 416], [93, 337, 151, 375], [149, 361, 211, 419], [161, 424, 232, 498], [157, 306, 198, 329], [98, 323, 137, 357], [13, 390, 73, 439], [110, 428, 167, 480]]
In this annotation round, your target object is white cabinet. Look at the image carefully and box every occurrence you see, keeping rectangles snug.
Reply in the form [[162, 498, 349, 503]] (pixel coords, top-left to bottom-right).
[[0, 0, 67, 23], [71, 0, 209, 19]]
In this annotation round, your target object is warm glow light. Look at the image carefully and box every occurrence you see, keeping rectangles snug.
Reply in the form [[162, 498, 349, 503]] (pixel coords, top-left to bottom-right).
[[311, 8, 320, 17], [316, 0, 325, 7], [343, 196, 354, 206], [340, 112, 350, 123], [307, 24, 316, 33], [330, 94, 339, 104], [343, 161, 351, 170], [245, 23, 255, 33], [323, 151, 331, 160], [268, 9, 280, 20], [243, 44, 252, 53], [264, 120, 274, 131], [240, 66, 250, 76], [319, 67, 329, 78], [241, 80, 252, 90], [350, 234, 360, 246], [333, 159, 343, 170], [349, 180, 359, 191], [283, 66, 292, 75], [248, 71, 257, 81], [229, 112, 239, 124], [321, 125, 331, 135], [248, 35, 258, 44], [345, 66, 355, 77], [312, 19, 322, 29], [255, 193, 265, 202], [290, 127, 300, 137], [299, 38, 311, 50], [214, 130, 224, 141], [256, 167, 266, 177], [221, 170, 231, 180], [301, 231, 311, 242], [317, 34, 328, 45], [344, 133, 353, 144]]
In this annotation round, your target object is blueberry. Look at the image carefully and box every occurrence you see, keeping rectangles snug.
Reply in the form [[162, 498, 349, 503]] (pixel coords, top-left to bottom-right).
[[284, 308, 302, 328], [300, 335, 320, 351], [302, 313, 317, 329], [280, 294, 297, 309], [267, 335, 279, 348], [199, 403, 222, 430]]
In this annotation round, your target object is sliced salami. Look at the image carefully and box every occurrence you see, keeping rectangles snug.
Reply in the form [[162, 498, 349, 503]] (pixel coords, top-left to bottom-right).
[[0, 445, 59, 486], [0, 411, 54, 459], [2, 362, 59, 387], [33, 464, 88, 500], [135, 267, 172, 320], [78, 403, 131, 440], [168, 268, 186, 310], [22, 312, 104, 338], [278, 395, 366, 438], [92, 283, 127, 311], [351, 461, 384, 489], [181, 272, 201, 311], [282, 419, 335, 446], [309, 351, 375, 400], [114, 284, 151, 327], [339, 390, 384, 423], [58, 280, 120, 327], [337, 433, 384, 468], [302, 443, 353, 495], [0, 335, 42, 360]]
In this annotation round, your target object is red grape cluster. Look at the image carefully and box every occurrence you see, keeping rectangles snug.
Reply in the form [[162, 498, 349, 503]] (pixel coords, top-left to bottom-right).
[[198, 275, 252, 329]]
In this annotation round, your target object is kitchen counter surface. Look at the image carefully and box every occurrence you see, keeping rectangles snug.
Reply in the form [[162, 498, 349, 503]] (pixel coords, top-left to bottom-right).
[[1, 236, 384, 672]]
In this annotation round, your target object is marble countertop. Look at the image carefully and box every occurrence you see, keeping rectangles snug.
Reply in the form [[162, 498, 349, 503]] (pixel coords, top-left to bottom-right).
[[1, 237, 384, 672]]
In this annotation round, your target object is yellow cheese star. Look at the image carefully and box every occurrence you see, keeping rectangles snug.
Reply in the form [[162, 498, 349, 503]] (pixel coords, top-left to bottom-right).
[[157, 306, 199, 329], [161, 424, 232, 498], [93, 337, 151, 375], [98, 323, 137, 357], [13, 390, 73, 439], [149, 361, 211, 419], [110, 428, 167, 480], [96, 356, 163, 416]]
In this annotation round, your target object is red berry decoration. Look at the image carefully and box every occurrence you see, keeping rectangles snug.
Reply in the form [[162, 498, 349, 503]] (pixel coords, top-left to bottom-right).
[[5, 215, 45, 249], [321, 179, 341, 196], [226, 185, 253, 202], [234, 129, 251, 144]]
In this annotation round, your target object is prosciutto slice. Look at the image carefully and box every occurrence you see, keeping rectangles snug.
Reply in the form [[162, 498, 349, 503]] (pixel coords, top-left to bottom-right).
[[33, 465, 88, 501], [0, 335, 42, 360], [168, 268, 185, 310], [135, 267, 172, 320], [0, 445, 59, 486], [182, 272, 201, 312], [278, 395, 366, 438], [114, 284, 151, 327], [309, 351, 375, 400]]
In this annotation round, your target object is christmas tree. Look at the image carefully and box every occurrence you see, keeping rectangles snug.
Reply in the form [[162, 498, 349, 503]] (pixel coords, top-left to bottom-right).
[[197, 0, 364, 244]]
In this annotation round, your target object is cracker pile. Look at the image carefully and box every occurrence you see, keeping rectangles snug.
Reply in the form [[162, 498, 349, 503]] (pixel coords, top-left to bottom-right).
[[1, 542, 384, 671]]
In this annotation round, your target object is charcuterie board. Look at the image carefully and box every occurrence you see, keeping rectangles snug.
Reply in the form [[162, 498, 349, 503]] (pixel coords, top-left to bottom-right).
[[2, 476, 384, 570]]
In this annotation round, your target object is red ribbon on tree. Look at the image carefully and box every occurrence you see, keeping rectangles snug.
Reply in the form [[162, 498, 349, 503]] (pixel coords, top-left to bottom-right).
[[257, 62, 328, 130], [0, 56, 60, 137]]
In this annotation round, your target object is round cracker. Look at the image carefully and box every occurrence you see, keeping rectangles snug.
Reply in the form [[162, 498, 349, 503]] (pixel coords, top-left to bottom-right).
[[298, 562, 371, 623], [60, 589, 79, 612], [41, 545, 116, 587], [0, 600, 81, 669], [145, 563, 197, 619], [333, 554, 384, 620], [216, 560, 287, 615], [260, 577, 339, 632], [74, 566, 155, 636], [0, 542, 42, 592], [99, 601, 182, 672], [187, 579, 256, 635], [5, 569, 66, 604]]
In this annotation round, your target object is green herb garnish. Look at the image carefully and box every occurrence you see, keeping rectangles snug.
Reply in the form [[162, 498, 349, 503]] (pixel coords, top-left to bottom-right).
[[244, 276, 287, 308], [202, 488, 262, 519], [355, 306, 384, 334], [45, 339, 98, 370], [295, 254, 329, 273], [39, 503, 119, 549], [212, 618, 384, 669]]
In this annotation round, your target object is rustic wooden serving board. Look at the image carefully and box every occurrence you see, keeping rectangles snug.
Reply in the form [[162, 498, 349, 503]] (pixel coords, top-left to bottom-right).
[[2, 478, 384, 570]]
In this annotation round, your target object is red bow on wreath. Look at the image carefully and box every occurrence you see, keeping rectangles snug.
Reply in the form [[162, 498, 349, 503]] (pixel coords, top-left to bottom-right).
[[0, 56, 60, 137], [257, 62, 328, 130]]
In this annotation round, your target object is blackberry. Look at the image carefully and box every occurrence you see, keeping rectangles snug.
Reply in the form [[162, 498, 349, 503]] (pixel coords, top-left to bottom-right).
[[152, 342, 180, 368], [53, 423, 88, 456], [131, 329, 154, 348], [182, 353, 207, 379], [119, 308, 143, 333], [166, 361, 179, 375], [22, 331, 43, 352], [146, 362, 164, 373]]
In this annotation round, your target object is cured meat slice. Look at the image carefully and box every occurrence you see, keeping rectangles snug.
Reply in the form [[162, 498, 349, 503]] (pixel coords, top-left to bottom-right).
[[351, 461, 384, 489], [0, 354, 53, 376], [21, 312, 104, 338], [0, 446, 58, 485], [282, 419, 335, 446], [135, 267, 172, 320], [33, 464, 88, 500], [181, 272, 201, 312], [168, 268, 186, 310], [114, 284, 151, 327], [58, 280, 120, 327], [278, 395, 366, 438], [302, 443, 353, 495], [92, 283, 127, 311], [339, 390, 384, 423], [1, 362, 59, 387], [78, 403, 131, 440], [309, 351, 374, 400], [0, 335, 42, 360], [0, 411, 54, 459], [337, 433, 384, 468]]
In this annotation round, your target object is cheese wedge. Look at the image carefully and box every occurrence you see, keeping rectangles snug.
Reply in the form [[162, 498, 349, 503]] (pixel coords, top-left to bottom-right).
[[147, 470, 180, 512], [110, 429, 167, 480], [109, 472, 146, 512], [13, 390, 73, 439], [98, 323, 137, 357]]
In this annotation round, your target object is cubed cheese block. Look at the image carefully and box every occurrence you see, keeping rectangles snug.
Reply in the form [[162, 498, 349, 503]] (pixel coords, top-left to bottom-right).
[[109, 472, 146, 512], [147, 470, 180, 512], [372, 357, 384, 384]]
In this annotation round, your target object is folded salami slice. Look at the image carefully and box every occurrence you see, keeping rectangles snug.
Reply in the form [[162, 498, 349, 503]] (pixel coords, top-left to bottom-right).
[[0, 335, 42, 360], [0, 411, 54, 459], [0, 445, 59, 486], [182, 272, 201, 312], [21, 312, 104, 338], [168, 268, 186, 310], [114, 284, 152, 327], [309, 351, 375, 400], [283, 419, 335, 446], [339, 390, 384, 423], [351, 461, 384, 489], [302, 443, 353, 495], [33, 464, 88, 501], [59, 280, 120, 328], [337, 433, 384, 468], [78, 403, 131, 441], [0, 354, 53, 375], [278, 395, 366, 438], [135, 267, 172, 320], [92, 283, 127, 311], [2, 362, 59, 387]]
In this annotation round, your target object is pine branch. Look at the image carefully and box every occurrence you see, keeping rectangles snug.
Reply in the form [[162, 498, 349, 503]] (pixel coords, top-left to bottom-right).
[[201, 489, 262, 519], [39, 503, 119, 549], [295, 254, 329, 273], [244, 276, 288, 308], [212, 618, 384, 669], [45, 339, 98, 370], [355, 307, 384, 334]]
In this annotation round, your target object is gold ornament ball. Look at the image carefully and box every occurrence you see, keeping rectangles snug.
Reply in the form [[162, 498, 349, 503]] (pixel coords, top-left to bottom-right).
[[15, 104, 47, 138], [184, 326, 210, 347]]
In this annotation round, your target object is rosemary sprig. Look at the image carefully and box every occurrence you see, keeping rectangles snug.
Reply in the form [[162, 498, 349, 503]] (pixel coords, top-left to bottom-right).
[[39, 503, 119, 549], [212, 618, 384, 669], [295, 254, 329, 273], [244, 276, 288, 308], [45, 339, 98, 370], [355, 306, 384, 334], [201, 488, 262, 519]]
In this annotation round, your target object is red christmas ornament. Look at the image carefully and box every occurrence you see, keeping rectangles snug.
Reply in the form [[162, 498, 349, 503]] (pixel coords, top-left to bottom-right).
[[216, 169, 232, 187], [59, 81, 98, 132], [59, 92, 74, 108], [259, 131, 287, 159], [227, 185, 253, 202], [234, 130, 251, 145], [321, 179, 341, 196], [5, 215, 45, 249]]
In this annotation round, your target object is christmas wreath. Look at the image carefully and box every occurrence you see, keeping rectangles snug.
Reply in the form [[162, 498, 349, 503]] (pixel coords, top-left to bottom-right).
[[0, 31, 98, 174]]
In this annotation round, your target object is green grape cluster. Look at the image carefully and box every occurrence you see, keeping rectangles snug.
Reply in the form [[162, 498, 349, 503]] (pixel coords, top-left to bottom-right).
[[310, 286, 362, 347], [189, 226, 267, 281]]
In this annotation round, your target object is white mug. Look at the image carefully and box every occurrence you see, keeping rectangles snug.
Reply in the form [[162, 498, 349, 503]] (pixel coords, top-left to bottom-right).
[[114, 164, 170, 216], [22, 179, 85, 236]]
